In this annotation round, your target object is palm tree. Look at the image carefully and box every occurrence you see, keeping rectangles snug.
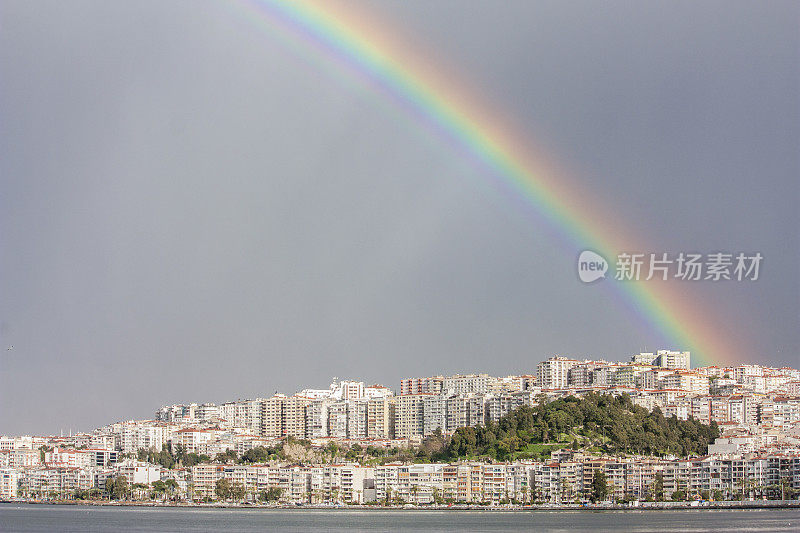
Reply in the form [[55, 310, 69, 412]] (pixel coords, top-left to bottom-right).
[[410, 484, 420, 505], [736, 476, 750, 501], [164, 479, 179, 501], [780, 476, 793, 501], [754, 482, 766, 501], [560, 478, 572, 504]]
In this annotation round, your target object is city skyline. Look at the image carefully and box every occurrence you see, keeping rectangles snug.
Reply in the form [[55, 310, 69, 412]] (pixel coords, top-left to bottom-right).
[[11, 347, 692, 436], [1, 1, 798, 436], [9, 348, 800, 439], [3, 351, 800, 506]]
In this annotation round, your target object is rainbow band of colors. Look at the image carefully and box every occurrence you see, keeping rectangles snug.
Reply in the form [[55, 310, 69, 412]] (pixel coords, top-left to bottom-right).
[[235, 0, 740, 367]]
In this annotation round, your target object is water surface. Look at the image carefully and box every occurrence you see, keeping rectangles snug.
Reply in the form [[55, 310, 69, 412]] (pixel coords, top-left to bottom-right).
[[1, 504, 798, 532]]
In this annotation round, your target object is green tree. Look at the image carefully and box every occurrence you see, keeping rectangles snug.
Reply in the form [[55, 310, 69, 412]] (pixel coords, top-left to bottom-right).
[[106, 475, 129, 500], [560, 478, 573, 503], [173, 443, 187, 465], [261, 486, 283, 502], [39, 445, 52, 464], [230, 482, 246, 502], [410, 484, 420, 504], [164, 478, 179, 500], [183, 453, 211, 467], [240, 447, 269, 464], [215, 478, 232, 501], [591, 470, 609, 503], [151, 480, 167, 499], [325, 442, 340, 462], [216, 449, 238, 464], [653, 473, 665, 502], [131, 483, 149, 500]]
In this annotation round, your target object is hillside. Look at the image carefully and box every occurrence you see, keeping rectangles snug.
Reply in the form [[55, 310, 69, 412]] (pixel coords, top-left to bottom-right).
[[441, 392, 719, 461]]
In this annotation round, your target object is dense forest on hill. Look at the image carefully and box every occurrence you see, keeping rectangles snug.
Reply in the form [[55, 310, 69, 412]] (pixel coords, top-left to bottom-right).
[[440, 393, 720, 461]]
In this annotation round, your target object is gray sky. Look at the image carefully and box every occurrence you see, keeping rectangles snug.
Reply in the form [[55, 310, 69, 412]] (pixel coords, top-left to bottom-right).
[[1, 0, 798, 435]]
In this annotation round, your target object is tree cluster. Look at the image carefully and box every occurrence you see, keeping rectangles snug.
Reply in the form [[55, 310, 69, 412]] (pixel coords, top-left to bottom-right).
[[105, 475, 129, 500], [443, 393, 719, 460]]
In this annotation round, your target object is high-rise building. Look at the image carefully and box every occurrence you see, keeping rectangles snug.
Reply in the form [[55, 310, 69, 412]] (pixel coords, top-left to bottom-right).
[[328, 401, 348, 439], [367, 395, 395, 439], [442, 374, 495, 395], [400, 376, 444, 396], [423, 394, 448, 435], [337, 380, 365, 401], [284, 395, 312, 439], [260, 394, 286, 438], [395, 394, 428, 439], [537, 356, 580, 389], [364, 385, 393, 399], [655, 350, 691, 370], [306, 399, 331, 439], [347, 400, 368, 439], [631, 352, 658, 365]]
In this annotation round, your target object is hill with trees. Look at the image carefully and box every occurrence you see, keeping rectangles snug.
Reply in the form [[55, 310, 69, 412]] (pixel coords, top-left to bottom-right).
[[440, 392, 719, 461]]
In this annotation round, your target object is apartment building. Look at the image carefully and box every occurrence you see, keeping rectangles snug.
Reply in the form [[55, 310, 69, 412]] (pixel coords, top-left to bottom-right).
[[283, 395, 312, 439], [423, 394, 447, 435], [0, 448, 41, 469], [327, 401, 348, 439], [364, 385, 393, 399], [366, 395, 395, 439], [337, 380, 365, 401], [347, 400, 368, 439], [306, 399, 331, 439], [44, 448, 94, 469], [442, 374, 495, 396], [537, 357, 580, 389], [400, 376, 443, 396], [395, 394, 428, 439], [20, 467, 94, 498], [173, 428, 218, 454], [445, 395, 469, 432], [115, 459, 162, 485], [656, 350, 691, 370], [660, 371, 710, 396], [260, 394, 286, 438], [0, 468, 20, 498], [374, 463, 444, 504]]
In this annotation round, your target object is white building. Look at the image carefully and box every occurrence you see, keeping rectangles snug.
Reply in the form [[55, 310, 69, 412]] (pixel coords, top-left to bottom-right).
[[656, 350, 691, 370], [537, 357, 580, 389]]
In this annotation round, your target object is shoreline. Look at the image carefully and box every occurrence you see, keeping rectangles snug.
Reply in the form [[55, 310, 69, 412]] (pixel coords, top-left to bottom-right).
[[3, 500, 800, 512]]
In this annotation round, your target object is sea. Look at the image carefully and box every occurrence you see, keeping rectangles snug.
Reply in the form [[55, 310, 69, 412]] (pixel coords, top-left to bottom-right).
[[1, 504, 798, 532]]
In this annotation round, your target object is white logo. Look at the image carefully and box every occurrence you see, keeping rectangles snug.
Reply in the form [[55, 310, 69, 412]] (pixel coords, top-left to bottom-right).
[[578, 250, 608, 283]]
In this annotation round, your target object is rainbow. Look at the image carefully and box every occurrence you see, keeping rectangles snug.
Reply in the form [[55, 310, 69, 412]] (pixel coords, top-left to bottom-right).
[[231, 0, 744, 367]]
